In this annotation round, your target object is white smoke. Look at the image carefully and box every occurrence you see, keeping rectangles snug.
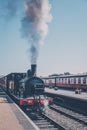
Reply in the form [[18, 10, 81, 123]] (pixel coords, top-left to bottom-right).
[[0, 0, 52, 64], [22, 0, 52, 64]]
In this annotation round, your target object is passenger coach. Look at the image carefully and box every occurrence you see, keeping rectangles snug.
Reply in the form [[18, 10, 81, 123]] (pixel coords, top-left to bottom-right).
[[42, 74, 87, 91]]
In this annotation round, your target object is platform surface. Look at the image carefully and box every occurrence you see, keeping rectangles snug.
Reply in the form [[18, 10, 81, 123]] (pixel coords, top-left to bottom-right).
[[0, 87, 39, 130], [45, 88, 87, 101]]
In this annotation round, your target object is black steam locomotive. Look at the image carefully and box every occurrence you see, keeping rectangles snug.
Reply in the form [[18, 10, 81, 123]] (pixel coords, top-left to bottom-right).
[[4, 64, 52, 113]]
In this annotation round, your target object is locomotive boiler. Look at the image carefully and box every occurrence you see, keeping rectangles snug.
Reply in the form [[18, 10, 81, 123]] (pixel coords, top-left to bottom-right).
[[8, 64, 53, 113]]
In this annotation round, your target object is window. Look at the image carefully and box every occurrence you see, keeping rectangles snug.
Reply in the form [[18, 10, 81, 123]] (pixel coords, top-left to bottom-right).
[[83, 77, 86, 84], [74, 78, 76, 84], [68, 78, 70, 84], [78, 78, 81, 84]]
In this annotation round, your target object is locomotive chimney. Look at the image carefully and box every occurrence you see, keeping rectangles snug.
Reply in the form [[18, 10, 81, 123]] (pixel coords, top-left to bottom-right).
[[31, 64, 37, 76]]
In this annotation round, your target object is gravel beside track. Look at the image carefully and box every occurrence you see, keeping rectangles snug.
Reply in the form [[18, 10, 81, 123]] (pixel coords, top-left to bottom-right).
[[45, 107, 87, 130], [50, 104, 87, 125]]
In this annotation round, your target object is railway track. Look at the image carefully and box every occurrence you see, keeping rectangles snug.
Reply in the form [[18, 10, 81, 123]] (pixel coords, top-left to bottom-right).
[[1, 87, 87, 130], [26, 111, 67, 130], [45, 104, 87, 130], [50, 104, 87, 126], [22, 97, 87, 130], [0, 88, 6, 95], [1, 87, 65, 130]]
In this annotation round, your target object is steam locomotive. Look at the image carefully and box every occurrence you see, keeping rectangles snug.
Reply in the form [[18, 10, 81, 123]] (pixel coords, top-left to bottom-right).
[[2, 64, 52, 113]]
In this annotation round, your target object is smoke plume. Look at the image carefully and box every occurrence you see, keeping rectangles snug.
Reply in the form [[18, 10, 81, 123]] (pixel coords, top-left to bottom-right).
[[0, 0, 52, 64], [22, 0, 52, 64]]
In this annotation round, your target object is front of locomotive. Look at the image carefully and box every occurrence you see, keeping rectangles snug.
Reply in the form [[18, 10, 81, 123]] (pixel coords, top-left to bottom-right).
[[24, 76, 50, 113], [20, 64, 52, 113]]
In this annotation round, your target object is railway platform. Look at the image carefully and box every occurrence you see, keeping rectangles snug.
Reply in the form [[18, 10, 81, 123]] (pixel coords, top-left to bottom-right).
[[0, 87, 39, 130], [45, 88, 87, 101]]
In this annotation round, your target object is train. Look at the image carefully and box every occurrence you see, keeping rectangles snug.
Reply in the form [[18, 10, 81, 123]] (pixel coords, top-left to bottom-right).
[[0, 64, 53, 113], [41, 74, 87, 91]]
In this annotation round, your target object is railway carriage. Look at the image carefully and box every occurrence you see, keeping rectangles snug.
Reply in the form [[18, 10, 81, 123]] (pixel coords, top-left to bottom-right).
[[42, 74, 87, 91]]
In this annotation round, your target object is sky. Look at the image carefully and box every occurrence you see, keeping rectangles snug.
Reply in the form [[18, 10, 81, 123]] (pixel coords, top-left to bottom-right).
[[0, 0, 87, 76]]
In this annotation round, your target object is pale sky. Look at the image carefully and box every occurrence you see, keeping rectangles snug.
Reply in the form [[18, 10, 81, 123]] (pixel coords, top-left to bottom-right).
[[0, 0, 87, 76]]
